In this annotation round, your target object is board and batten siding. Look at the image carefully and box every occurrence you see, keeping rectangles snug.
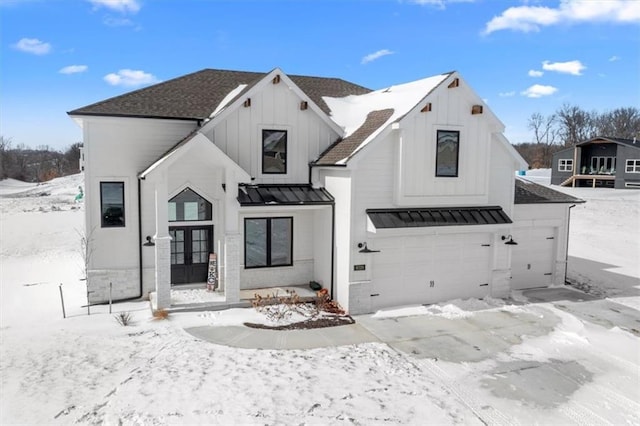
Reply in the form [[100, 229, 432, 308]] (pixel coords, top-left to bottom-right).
[[396, 81, 494, 206], [207, 81, 340, 184]]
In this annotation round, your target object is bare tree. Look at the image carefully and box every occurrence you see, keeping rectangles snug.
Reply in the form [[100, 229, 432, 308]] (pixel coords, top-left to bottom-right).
[[527, 113, 560, 167], [596, 107, 640, 139], [556, 104, 598, 146], [0, 136, 12, 179]]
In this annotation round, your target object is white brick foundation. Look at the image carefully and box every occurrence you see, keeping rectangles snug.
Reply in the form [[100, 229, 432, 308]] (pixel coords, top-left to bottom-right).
[[154, 236, 172, 309]]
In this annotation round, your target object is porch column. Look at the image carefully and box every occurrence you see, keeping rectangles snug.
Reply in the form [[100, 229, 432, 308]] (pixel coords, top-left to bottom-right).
[[153, 171, 171, 309], [223, 168, 241, 303]]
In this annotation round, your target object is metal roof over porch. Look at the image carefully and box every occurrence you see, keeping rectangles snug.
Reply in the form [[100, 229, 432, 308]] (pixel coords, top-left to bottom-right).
[[237, 184, 334, 206], [366, 206, 512, 229]]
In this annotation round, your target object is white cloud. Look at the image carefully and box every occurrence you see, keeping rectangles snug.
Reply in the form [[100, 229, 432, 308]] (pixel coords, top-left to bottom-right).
[[361, 49, 394, 64], [59, 65, 88, 74], [483, 0, 640, 34], [103, 16, 134, 26], [12, 38, 51, 55], [88, 0, 140, 13], [104, 69, 159, 87], [528, 69, 543, 77], [408, 0, 475, 8], [521, 84, 558, 98], [542, 60, 586, 75], [498, 91, 515, 97], [609, 55, 620, 62]]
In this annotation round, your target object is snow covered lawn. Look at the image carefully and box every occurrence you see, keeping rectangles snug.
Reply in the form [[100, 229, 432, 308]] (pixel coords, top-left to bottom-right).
[[1, 173, 639, 425]]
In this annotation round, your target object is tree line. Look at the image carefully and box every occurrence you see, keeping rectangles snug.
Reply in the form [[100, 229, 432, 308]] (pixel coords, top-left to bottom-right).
[[0, 136, 82, 182], [514, 104, 640, 169]]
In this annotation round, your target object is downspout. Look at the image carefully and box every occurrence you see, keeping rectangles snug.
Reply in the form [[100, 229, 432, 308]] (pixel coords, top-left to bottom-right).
[[330, 201, 335, 300], [564, 204, 576, 285]]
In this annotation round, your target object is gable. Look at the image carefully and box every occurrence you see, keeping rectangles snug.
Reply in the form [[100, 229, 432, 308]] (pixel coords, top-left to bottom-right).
[[68, 68, 370, 120]]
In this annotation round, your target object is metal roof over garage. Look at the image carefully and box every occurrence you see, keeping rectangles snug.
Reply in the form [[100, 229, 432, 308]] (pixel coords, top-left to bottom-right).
[[367, 206, 512, 229], [237, 184, 334, 206]]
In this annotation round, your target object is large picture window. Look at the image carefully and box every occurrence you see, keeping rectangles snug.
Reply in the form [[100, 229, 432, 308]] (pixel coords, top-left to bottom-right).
[[262, 130, 287, 174], [100, 182, 125, 227], [244, 217, 292, 268], [168, 188, 212, 222], [435, 130, 460, 177]]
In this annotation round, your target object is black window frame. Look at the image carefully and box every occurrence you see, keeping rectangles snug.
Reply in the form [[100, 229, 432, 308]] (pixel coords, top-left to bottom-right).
[[168, 187, 212, 222], [262, 129, 288, 175], [558, 159, 573, 172], [100, 181, 125, 228], [244, 217, 293, 269], [435, 130, 460, 178], [625, 159, 640, 173]]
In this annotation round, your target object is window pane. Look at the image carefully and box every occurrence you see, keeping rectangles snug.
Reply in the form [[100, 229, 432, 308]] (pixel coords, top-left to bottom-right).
[[176, 253, 184, 264], [270, 218, 292, 266], [435, 131, 459, 177], [245, 219, 267, 267], [168, 188, 212, 221], [262, 130, 287, 174], [101, 182, 125, 227]]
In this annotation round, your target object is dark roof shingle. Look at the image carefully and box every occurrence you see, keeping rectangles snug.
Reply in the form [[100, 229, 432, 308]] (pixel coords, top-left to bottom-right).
[[367, 206, 512, 228], [68, 68, 371, 120], [515, 178, 585, 204]]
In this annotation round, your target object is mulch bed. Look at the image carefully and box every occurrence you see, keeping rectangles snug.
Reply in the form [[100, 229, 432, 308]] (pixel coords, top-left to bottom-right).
[[244, 314, 355, 331]]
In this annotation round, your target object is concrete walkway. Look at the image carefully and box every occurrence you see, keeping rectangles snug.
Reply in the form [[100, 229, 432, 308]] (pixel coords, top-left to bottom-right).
[[184, 286, 639, 357]]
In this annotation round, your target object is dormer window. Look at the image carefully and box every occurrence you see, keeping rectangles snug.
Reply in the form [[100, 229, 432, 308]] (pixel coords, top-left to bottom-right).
[[168, 188, 212, 222], [262, 129, 287, 174]]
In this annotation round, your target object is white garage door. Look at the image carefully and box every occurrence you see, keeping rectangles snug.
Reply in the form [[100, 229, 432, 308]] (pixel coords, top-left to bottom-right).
[[511, 227, 556, 290], [371, 233, 492, 310]]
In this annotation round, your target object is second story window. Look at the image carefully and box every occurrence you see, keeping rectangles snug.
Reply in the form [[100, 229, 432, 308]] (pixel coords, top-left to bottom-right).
[[168, 188, 212, 222], [262, 130, 287, 174], [435, 130, 460, 177]]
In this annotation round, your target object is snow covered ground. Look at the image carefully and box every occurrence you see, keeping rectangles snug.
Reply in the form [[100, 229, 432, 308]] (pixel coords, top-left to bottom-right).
[[1, 172, 639, 425]]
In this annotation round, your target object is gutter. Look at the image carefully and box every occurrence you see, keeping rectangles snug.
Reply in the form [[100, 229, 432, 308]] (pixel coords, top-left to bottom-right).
[[564, 204, 577, 285]]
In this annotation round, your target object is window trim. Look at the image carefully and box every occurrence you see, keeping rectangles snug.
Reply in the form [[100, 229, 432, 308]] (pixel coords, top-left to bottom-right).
[[435, 130, 460, 178], [100, 181, 125, 228], [168, 187, 212, 222], [558, 159, 574, 172], [262, 129, 288, 175], [244, 217, 293, 269], [626, 159, 640, 173]]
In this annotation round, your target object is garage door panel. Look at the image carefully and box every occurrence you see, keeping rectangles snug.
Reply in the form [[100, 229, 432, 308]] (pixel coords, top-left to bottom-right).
[[511, 227, 555, 290], [371, 233, 492, 310]]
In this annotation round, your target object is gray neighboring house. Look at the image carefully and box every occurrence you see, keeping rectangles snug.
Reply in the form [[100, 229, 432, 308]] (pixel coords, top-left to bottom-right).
[[551, 136, 640, 189]]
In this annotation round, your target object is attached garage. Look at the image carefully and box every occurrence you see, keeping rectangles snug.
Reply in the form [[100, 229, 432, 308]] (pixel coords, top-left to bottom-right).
[[512, 178, 585, 290], [365, 206, 512, 310], [510, 226, 556, 290], [370, 232, 493, 310]]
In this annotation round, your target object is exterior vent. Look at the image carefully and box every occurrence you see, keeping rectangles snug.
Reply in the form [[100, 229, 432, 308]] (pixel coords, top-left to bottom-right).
[[471, 105, 483, 115], [243, 98, 251, 108], [448, 78, 459, 88], [300, 101, 308, 110], [272, 74, 281, 84], [421, 103, 432, 113]]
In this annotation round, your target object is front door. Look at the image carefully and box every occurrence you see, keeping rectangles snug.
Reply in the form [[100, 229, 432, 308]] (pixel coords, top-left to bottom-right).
[[169, 225, 213, 285]]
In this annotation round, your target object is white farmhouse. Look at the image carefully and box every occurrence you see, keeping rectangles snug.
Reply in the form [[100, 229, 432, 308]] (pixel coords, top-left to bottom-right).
[[68, 68, 582, 314]]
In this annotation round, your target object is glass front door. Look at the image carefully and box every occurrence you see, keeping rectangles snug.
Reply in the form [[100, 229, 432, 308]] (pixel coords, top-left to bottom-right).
[[169, 225, 213, 284]]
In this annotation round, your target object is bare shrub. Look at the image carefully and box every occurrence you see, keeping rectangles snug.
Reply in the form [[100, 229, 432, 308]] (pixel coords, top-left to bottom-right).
[[152, 309, 169, 320], [114, 311, 133, 326]]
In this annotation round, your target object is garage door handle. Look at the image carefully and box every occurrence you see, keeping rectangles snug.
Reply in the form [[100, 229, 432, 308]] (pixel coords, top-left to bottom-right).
[[481, 244, 491, 247], [544, 273, 552, 276], [370, 293, 380, 297], [546, 237, 554, 239]]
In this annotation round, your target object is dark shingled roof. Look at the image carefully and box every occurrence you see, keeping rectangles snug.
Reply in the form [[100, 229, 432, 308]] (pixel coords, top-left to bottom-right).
[[576, 136, 640, 149], [367, 206, 512, 229], [514, 178, 585, 204], [315, 109, 394, 165], [237, 184, 334, 206], [68, 69, 371, 119]]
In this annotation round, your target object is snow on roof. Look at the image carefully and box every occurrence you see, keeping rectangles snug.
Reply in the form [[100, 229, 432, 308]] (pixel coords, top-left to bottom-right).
[[209, 84, 248, 118], [322, 72, 451, 162]]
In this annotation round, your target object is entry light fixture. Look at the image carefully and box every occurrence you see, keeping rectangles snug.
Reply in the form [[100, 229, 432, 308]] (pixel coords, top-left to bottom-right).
[[358, 242, 380, 253], [143, 235, 155, 247], [501, 235, 518, 245]]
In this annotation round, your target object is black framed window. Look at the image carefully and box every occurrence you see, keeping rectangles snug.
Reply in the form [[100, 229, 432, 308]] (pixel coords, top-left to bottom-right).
[[100, 182, 125, 227], [168, 188, 212, 222], [262, 129, 287, 174], [558, 159, 573, 172], [244, 217, 292, 268], [435, 130, 460, 177]]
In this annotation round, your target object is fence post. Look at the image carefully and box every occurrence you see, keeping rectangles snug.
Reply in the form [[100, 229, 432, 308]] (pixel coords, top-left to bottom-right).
[[59, 284, 66, 319], [109, 282, 113, 314]]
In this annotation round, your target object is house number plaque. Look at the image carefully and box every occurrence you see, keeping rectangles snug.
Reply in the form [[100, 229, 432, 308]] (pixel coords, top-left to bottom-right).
[[354, 264, 366, 271]]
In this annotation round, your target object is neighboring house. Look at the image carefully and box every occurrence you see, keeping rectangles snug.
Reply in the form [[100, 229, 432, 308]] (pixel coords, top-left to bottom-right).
[[551, 136, 640, 189], [68, 68, 582, 315]]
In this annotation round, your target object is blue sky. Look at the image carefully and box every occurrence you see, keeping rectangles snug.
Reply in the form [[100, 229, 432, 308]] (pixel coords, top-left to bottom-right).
[[1, 0, 638, 151]]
